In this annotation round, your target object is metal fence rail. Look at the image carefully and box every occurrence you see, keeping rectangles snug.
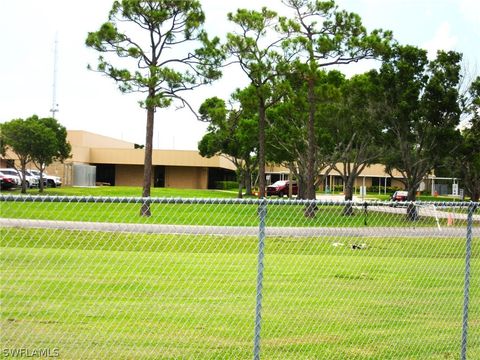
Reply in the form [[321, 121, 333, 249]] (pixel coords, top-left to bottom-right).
[[1, 195, 478, 359]]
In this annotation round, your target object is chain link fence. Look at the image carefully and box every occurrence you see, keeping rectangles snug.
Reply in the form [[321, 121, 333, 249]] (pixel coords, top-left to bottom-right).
[[1, 195, 478, 359]]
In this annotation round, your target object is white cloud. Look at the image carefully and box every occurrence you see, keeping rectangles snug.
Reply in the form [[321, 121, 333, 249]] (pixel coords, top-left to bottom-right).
[[459, 0, 480, 33], [423, 22, 458, 59]]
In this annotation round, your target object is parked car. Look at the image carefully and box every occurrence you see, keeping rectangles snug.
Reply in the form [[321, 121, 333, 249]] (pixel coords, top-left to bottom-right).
[[391, 190, 408, 202], [0, 168, 39, 188], [266, 180, 298, 197], [24, 169, 41, 183], [21, 169, 39, 188], [0, 169, 21, 187], [0, 174, 17, 190], [26, 169, 46, 186], [30, 169, 62, 187]]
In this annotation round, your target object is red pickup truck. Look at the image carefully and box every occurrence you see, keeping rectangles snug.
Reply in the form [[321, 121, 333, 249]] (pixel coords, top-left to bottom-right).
[[266, 180, 298, 197]]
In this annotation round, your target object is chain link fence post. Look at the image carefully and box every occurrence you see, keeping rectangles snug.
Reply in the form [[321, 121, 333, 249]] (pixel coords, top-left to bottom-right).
[[253, 198, 267, 360], [461, 202, 476, 360]]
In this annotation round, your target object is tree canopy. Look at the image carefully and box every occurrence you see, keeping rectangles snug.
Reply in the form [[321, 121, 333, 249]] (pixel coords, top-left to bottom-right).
[[266, 65, 341, 199], [31, 116, 71, 192], [1, 118, 38, 193], [198, 92, 258, 197], [377, 45, 462, 218], [0, 115, 71, 193], [328, 71, 384, 212]]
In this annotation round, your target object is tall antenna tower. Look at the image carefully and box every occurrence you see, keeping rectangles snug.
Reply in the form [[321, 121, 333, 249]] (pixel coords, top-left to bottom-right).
[[50, 33, 59, 118]]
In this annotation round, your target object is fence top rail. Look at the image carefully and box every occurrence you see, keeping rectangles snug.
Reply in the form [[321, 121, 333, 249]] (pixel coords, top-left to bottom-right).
[[0, 194, 477, 207]]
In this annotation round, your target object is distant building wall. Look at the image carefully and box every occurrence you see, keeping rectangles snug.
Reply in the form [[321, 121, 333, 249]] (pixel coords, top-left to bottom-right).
[[165, 166, 208, 189], [113, 165, 208, 189], [70, 146, 91, 164], [116, 165, 145, 187]]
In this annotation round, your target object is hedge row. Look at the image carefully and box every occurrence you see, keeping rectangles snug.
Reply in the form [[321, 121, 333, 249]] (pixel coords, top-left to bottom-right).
[[215, 181, 239, 190]]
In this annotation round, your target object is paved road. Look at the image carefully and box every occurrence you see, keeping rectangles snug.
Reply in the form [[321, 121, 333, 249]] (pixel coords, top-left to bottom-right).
[[1, 218, 475, 238]]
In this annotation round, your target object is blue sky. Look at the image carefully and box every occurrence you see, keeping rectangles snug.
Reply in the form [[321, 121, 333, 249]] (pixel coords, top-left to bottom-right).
[[1, 0, 478, 149]]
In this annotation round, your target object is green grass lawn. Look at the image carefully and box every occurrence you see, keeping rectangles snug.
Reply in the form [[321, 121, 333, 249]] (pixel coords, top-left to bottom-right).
[[1, 185, 239, 198], [1, 228, 478, 359], [2, 186, 475, 228], [1, 199, 466, 228], [2, 185, 466, 202]]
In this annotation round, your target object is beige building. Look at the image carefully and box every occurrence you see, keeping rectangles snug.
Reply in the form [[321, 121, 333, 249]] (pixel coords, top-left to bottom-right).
[[2, 129, 412, 191], [1, 130, 236, 189], [64, 130, 237, 188]]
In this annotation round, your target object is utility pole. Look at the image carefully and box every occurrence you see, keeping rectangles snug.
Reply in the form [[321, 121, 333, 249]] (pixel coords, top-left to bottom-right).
[[50, 33, 59, 118]]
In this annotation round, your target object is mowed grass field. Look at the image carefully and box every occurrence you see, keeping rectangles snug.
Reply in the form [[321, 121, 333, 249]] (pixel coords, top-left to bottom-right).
[[1, 186, 241, 199], [1, 227, 479, 359], [0, 200, 441, 227], [1, 185, 460, 202], [1, 199, 472, 229], [2, 186, 473, 228], [1, 187, 478, 358]]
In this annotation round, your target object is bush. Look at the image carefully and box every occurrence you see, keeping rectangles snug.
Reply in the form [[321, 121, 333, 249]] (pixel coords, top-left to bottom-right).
[[215, 181, 239, 190], [333, 185, 344, 192]]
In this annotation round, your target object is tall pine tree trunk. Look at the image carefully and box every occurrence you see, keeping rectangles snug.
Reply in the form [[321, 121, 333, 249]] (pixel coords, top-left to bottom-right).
[[258, 97, 266, 198], [141, 105, 155, 217], [304, 76, 317, 217], [306, 77, 316, 200]]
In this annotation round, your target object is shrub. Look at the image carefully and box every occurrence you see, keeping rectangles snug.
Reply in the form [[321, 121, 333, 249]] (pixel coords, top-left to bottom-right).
[[215, 181, 239, 190], [333, 185, 344, 192]]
